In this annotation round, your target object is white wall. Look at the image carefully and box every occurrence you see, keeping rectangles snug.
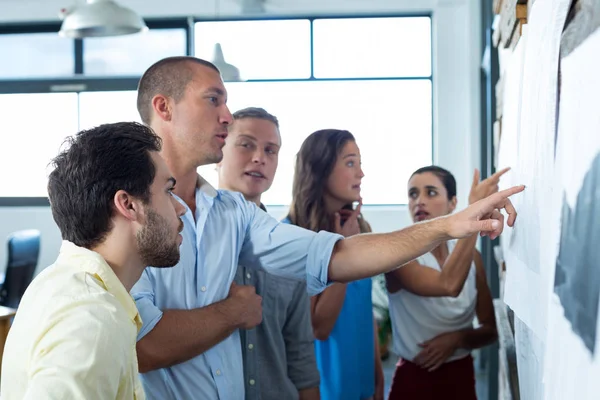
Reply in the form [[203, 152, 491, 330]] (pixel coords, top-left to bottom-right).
[[0, 0, 481, 273]]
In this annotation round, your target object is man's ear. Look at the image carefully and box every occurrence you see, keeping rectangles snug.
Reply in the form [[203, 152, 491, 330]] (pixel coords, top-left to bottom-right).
[[152, 94, 172, 122], [113, 190, 143, 222]]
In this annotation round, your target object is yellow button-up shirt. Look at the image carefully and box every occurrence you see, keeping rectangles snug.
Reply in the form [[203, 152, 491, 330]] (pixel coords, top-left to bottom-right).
[[1, 241, 145, 400]]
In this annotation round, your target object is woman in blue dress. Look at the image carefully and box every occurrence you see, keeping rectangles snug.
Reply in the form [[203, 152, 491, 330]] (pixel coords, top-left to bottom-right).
[[284, 129, 384, 400]]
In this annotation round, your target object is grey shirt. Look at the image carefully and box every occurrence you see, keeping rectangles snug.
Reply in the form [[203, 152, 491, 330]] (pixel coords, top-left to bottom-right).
[[235, 265, 320, 400]]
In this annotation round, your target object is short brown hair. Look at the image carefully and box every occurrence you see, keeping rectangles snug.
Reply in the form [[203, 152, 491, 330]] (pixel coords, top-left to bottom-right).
[[48, 122, 162, 248], [137, 56, 220, 125], [233, 107, 279, 128]]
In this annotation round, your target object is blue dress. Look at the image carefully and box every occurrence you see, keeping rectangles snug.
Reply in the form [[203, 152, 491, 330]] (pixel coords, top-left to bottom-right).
[[282, 218, 375, 400], [315, 278, 374, 400]]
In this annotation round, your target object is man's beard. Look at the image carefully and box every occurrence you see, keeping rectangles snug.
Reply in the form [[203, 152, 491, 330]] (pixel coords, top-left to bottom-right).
[[137, 208, 182, 268]]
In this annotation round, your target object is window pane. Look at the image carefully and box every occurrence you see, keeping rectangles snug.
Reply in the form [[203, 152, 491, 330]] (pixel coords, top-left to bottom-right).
[[313, 17, 432, 78], [78, 91, 140, 130], [0, 33, 74, 79], [199, 80, 432, 205], [83, 29, 186, 75], [0, 93, 79, 197], [194, 20, 311, 80]]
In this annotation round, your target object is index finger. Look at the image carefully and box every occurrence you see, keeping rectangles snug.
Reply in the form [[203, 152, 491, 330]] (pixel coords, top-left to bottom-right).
[[490, 166, 511, 182], [491, 185, 525, 202], [471, 168, 480, 189]]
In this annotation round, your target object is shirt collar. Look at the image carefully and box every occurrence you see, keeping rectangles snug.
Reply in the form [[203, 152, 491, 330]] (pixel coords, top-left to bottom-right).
[[58, 241, 142, 330], [196, 174, 218, 198]]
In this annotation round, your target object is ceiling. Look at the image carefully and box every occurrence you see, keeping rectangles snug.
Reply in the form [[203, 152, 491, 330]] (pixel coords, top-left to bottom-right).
[[0, 0, 444, 23]]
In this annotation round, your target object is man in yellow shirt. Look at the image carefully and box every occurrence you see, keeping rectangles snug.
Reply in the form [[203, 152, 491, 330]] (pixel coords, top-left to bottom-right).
[[1, 122, 186, 399]]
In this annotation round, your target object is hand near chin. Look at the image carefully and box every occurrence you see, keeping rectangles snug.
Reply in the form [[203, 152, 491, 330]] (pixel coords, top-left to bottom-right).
[[334, 199, 362, 237]]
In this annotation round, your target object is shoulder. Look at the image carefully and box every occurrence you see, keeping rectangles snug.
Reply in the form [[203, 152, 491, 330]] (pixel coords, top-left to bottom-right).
[[215, 189, 252, 208], [211, 190, 263, 227], [58, 285, 130, 328], [16, 267, 134, 350], [26, 264, 118, 305], [28, 288, 132, 348]]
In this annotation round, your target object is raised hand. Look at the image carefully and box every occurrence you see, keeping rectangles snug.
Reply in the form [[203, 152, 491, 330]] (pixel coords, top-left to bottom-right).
[[446, 185, 525, 240], [469, 167, 511, 205], [333, 199, 363, 237]]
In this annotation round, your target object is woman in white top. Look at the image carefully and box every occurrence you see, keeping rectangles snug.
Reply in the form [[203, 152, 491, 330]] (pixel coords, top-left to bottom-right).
[[386, 165, 506, 400]]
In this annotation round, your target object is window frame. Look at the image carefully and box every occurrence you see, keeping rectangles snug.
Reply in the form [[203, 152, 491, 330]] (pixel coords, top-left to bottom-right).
[[0, 13, 433, 207]]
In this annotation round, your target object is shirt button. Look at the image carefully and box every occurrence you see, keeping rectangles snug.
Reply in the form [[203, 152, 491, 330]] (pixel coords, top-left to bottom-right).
[[216, 369, 221, 376], [248, 343, 254, 350], [201, 286, 207, 292], [246, 273, 251, 279], [249, 379, 255, 386]]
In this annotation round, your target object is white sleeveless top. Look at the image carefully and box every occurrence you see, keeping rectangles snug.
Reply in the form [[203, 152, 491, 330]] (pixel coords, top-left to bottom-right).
[[388, 240, 478, 362]]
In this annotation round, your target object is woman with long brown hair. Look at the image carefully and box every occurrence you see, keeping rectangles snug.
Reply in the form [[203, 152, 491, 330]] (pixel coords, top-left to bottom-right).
[[285, 129, 384, 400]]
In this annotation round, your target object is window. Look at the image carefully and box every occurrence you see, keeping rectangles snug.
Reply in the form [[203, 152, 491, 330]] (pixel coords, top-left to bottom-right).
[[0, 33, 74, 78], [83, 29, 187, 75], [197, 17, 433, 205], [198, 79, 432, 205], [0, 93, 79, 197], [0, 16, 433, 205], [194, 20, 311, 80], [78, 91, 139, 129], [313, 17, 432, 78]]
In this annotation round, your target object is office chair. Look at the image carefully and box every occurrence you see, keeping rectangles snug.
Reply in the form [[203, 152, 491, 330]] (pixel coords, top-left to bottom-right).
[[0, 229, 41, 309]]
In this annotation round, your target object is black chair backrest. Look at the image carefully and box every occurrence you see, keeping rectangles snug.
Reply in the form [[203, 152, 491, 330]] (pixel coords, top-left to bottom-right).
[[1, 229, 41, 309]]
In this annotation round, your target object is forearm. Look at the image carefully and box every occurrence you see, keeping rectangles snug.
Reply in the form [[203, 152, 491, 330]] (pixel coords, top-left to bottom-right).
[[311, 284, 347, 340], [299, 387, 320, 400], [328, 218, 448, 282], [137, 300, 240, 372], [457, 324, 498, 350], [438, 234, 478, 296]]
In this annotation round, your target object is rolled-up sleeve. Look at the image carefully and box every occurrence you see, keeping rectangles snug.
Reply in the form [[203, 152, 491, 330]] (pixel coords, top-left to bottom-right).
[[236, 197, 343, 296], [284, 281, 320, 391], [131, 269, 164, 341]]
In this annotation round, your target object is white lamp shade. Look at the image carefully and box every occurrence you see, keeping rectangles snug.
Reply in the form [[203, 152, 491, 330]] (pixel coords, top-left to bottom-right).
[[59, 0, 148, 39], [211, 43, 243, 82]]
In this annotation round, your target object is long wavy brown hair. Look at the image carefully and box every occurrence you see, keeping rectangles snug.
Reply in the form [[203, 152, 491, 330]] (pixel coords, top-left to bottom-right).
[[288, 129, 371, 234]]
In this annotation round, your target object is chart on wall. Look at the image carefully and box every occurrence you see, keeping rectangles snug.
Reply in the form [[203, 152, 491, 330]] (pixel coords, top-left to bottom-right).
[[497, 24, 525, 261], [502, 0, 571, 338], [554, 154, 600, 354], [543, 27, 600, 400]]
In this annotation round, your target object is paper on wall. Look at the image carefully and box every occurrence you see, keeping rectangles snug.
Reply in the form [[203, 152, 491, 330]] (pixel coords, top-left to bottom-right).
[[543, 26, 600, 400], [502, 0, 571, 338]]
